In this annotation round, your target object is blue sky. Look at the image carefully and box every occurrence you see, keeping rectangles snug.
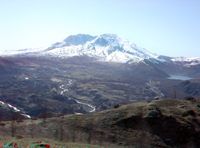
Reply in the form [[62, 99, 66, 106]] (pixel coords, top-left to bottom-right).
[[0, 0, 199, 58]]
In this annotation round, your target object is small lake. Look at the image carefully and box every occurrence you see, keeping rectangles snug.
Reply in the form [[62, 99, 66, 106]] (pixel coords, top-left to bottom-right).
[[168, 75, 193, 80]]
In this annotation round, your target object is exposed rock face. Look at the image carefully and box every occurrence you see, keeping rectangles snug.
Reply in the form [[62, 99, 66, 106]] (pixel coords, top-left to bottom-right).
[[182, 109, 197, 117], [106, 99, 200, 147]]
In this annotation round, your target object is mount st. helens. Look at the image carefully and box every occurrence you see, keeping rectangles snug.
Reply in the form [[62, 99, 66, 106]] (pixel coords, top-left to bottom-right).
[[1, 34, 199, 68], [0, 33, 200, 121], [0, 34, 166, 63], [1, 33, 199, 67]]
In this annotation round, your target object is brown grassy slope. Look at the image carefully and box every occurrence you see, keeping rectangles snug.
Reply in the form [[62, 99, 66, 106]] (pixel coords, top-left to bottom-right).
[[1, 98, 200, 147], [0, 136, 108, 148]]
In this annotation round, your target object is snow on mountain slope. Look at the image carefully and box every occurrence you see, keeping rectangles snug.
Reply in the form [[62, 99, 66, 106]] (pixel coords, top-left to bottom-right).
[[45, 34, 96, 51], [0, 34, 165, 63], [171, 57, 200, 67], [0, 46, 48, 56], [0, 100, 31, 119]]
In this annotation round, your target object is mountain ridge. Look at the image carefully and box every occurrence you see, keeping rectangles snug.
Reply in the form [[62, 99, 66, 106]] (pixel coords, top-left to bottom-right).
[[0, 34, 165, 64], [0, 33, 199, 68]]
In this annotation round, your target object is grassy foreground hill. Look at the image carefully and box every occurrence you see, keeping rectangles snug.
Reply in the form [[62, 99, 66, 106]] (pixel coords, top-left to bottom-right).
[[1, 98, 200, 147], [0, 136, 110, 148]]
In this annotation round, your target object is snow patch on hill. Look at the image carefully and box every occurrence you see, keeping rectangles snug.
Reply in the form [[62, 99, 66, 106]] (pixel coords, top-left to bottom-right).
[[171, 57, 200, 67]]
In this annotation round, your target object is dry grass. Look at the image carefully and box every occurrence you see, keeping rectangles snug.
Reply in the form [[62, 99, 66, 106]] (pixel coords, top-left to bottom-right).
[[2, 98, 200, 147], [0, 136, 119, 148]]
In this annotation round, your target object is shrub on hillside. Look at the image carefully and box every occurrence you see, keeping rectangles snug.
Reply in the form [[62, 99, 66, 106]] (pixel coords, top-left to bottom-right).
[[114, 104, 120, 109], [185, 96, 196, 102]]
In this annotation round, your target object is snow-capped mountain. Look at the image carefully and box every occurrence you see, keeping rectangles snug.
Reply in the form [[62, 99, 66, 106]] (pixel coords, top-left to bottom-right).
[[171, 57, 200, 67], [0, 34, 165, 64], [1, 34, 199, 66]]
